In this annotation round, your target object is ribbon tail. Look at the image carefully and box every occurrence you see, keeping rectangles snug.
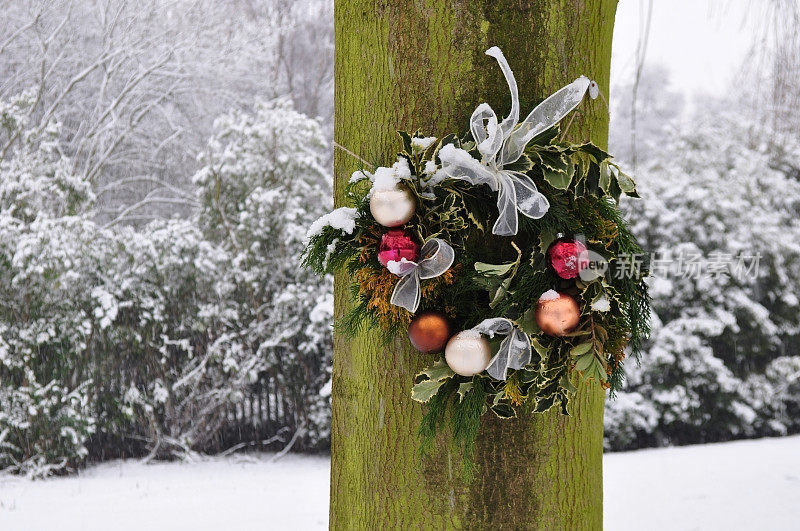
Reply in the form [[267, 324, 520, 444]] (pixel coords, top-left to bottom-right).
[[486, 336, 512, 381], [492, 173, 519, 236], [500, 76, 592, 166], [508, 172, 550, 220], [506, 329, 532, 370], [485, 47, 520, 136], [390, 271, 421, 313]]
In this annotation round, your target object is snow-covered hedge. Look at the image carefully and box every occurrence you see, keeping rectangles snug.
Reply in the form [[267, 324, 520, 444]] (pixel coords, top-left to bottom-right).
[[0, 96, 332, 477], [605, 93, 800, 450]]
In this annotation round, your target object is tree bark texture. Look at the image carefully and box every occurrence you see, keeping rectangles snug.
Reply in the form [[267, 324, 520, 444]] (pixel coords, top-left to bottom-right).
[[332, 1, 617, 529]]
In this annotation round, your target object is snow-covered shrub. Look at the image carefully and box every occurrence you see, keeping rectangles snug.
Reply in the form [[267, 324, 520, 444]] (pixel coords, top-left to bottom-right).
[[194, 98, 333, 447], [606, 81, 800, 449]]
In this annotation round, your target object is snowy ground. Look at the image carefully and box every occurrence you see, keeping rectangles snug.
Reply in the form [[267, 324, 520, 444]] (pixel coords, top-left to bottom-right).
[[1, 436, 798, 530]]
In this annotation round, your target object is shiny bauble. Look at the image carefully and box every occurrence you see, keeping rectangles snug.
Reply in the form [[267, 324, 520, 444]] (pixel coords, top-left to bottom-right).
[[378, 230, 419, 267], [369, 185, 416, 227], [408, 311, 454, 353], [535, 290, 581, 336], [444, 331, 491, 376]]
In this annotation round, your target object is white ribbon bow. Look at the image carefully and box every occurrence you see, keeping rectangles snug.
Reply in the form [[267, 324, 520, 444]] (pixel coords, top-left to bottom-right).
[[386, 238, 455, 313], [435, 46, 598, 236], [474, 317, 532, 381]]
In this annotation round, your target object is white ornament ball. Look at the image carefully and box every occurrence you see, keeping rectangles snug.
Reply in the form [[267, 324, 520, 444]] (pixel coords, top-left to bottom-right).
[[444, 331, 491, 377], [369, 186, 415, 227]]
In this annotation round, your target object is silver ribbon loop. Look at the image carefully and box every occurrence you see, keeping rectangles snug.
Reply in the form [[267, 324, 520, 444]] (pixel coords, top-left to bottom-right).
[[387, 238, 455, 313], [434, 47, 597, 236], [474, 318, 532, 381]]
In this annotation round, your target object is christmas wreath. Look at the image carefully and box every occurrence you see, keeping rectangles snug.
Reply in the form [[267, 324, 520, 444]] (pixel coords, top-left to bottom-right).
[[304, 47, 650, 469]]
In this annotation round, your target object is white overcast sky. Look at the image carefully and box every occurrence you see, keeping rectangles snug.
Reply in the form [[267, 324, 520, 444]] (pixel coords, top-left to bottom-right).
[[611, 0, 760, 96]]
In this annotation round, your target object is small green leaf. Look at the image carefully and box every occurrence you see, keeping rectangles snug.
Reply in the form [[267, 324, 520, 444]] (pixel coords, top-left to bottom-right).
[[569, 341, 593, 358], [503, 153, 534, 172], [537, 230, 557, 258], [575, 352, 595, 372], [575, 142, 610, 162], [543, 168, 572, 190], [397, 130, 412, 154], [474, 261, 516, 276], [528, 124, 560, 146]]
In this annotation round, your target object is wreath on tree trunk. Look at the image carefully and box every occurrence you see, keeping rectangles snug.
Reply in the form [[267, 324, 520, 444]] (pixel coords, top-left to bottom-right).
[[304, 47, 650, 472]]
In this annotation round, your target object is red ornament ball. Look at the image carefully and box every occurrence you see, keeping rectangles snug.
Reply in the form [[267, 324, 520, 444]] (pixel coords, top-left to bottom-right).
[[378, 230, 419, 267], [547, 239, 588, 279], [408, 311, 454, 353]]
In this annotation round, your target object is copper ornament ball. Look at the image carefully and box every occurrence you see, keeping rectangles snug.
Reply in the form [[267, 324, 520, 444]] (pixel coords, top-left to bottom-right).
[[408, 311, 453, 353], [535, 291, 581, 336]]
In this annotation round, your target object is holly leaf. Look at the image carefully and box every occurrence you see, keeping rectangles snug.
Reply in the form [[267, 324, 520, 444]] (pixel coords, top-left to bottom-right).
[[397, 130, 413, 154], [457, 381, 474, 402], [527, 124, 560, 147], [411, 380, 446, 403], [575, 142, 610, 162], [614, 167, 638, 196], [537, 230, 557, 258], [490, 403, 517, 419], [503, 153, 534, 173], [474, 261, 516, 276], [530, 337, 549, 358], [599, 161, 613, 194], [534, 395, 556, 413], [412, 360, 455, 403], [537, 149, 574, 189], [518, 307, 540, 335], [417, 359, 454, 382], [559, 374, 578, 394]]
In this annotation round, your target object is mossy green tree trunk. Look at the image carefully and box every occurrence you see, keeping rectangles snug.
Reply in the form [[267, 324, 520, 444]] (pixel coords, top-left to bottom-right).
[[332, 1, 617, 528]]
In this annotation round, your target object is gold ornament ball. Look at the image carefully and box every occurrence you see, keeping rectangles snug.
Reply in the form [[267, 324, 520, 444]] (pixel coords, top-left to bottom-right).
[[444, 331, 491, 376], [535, 291, 581, 336], [408, 311, 453, 353], [369, 186, 416, 227]]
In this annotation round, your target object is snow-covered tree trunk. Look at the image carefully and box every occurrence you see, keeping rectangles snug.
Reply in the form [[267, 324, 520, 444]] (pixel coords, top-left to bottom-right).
[[331, 1, 616, 528]]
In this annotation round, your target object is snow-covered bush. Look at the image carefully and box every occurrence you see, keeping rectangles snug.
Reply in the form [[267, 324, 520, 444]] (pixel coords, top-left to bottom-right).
[[194, 98, 333, 446], [0, 93, 332, 476], [606, 81, 800, 449]]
